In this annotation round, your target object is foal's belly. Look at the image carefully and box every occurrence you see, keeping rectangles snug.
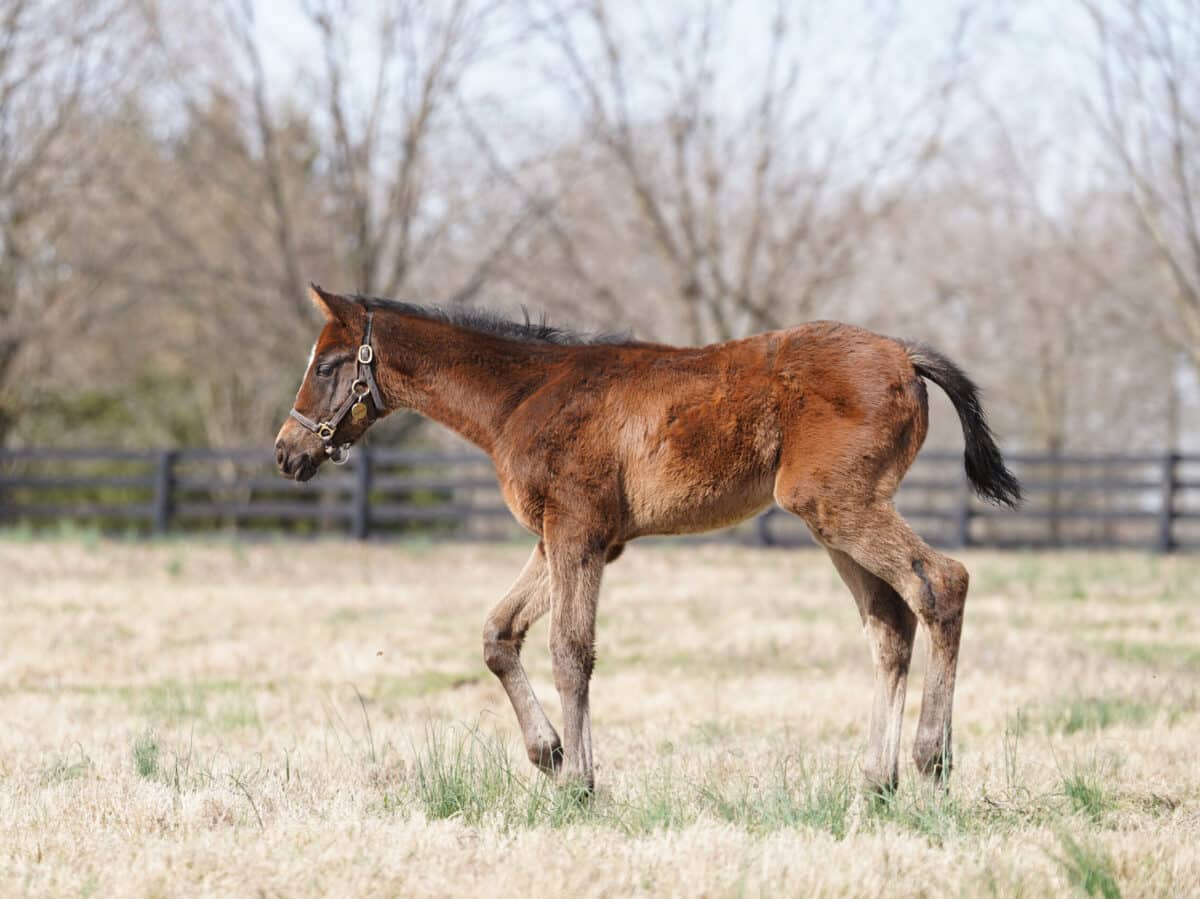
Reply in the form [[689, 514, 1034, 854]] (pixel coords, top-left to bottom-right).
[[624, 471, 777, 538]]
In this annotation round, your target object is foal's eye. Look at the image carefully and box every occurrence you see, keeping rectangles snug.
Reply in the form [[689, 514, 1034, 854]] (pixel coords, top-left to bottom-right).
[[316, 362, 336, 378]]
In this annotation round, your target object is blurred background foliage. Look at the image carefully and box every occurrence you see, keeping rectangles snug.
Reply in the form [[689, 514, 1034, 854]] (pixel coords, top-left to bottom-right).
[[1, 0, 1197, 453]]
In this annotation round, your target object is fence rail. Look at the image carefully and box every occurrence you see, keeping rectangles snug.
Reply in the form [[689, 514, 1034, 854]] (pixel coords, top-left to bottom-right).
[[1, 447, 1198, 551]]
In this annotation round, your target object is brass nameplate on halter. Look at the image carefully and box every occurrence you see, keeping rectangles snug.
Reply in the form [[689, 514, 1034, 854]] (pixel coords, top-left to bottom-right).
[[351, 401, 368, 423]]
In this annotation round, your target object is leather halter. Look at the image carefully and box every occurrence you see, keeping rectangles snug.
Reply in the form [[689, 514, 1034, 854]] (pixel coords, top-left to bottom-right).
[[289, 306, 384, 465]]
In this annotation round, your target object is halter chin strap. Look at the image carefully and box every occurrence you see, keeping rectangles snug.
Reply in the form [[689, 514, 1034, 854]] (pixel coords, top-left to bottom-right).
[[289, 307, 384, 465]]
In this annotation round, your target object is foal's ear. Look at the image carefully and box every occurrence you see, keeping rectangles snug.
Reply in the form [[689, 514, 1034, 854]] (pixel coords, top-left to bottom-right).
[[308, 283, 355, 324]]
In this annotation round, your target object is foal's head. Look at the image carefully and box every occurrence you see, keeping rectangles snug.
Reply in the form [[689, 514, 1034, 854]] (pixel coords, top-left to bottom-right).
[[274, 286, 386, 481]]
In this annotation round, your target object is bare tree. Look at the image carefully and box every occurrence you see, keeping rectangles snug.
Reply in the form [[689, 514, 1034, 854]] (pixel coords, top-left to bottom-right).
[[303, 0, 532, 303], [121, 0, 533, 446], [109, 2, 328, 446], [877, 122, 1167, 455], [1077, 0, 1200, 373], [3, 0, 1192, 458], [0, 0, 143, 444], [503, 0, 974, 344]]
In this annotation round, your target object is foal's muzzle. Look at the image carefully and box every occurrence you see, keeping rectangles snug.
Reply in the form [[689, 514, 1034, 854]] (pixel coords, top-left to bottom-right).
[[275, 440, 319, 482], [274, 417, 326, 482]]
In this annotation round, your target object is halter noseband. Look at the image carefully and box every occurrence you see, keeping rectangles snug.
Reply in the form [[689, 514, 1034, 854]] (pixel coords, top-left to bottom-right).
[[289, 307, 384, 465]]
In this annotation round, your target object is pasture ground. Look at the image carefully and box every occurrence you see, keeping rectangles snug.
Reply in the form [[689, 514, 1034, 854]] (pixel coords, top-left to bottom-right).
[[1, 538, 1198, 897]]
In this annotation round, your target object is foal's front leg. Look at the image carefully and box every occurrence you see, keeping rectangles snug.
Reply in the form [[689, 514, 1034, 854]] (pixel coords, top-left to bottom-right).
[[482, 543, 561, 773], [545, 526, 606, 792]]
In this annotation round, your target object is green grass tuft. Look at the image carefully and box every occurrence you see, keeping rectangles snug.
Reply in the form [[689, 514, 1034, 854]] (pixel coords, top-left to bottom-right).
[[867, 778, 973, 845], [133, 730, 160, 780], [1061, 760, 1117, 824], [409, 723, 552, 828], [615, 763, 696, 833], [1052, 832, 1122, 898]]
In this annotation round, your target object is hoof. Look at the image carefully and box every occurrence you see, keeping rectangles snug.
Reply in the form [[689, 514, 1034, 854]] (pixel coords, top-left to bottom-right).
[[913, 739, 952, 784], [861, 770, 898, 801], [555, 771, 595, 802], [527, 740, 563, 774]]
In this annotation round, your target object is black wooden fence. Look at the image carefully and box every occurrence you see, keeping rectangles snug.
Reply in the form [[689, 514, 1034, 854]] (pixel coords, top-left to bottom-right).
[[1, 447, 1198, 550]]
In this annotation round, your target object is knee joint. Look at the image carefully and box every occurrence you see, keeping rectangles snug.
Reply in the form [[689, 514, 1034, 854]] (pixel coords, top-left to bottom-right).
[[936, 560, 968, 627], [910, 557, 968, 626], [483, 622, 522, 676], [945, 560, 969, 602], [875, 640, 912, 675]]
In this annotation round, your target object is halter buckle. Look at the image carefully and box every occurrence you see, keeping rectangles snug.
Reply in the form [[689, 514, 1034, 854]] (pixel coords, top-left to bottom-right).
[[357, 345, 374, 365], [316, 422, 336, 440]]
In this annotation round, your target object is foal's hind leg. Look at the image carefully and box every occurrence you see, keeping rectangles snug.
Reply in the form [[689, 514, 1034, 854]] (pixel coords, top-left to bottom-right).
[[483, 543, 561, 773], [827, 548, 916, 794], [786, 493, 969, 783], [833, 507, 967, 782]]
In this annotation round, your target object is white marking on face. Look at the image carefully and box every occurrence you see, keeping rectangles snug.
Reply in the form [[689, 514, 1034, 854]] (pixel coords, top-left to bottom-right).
[[296, 340, 318, 402]]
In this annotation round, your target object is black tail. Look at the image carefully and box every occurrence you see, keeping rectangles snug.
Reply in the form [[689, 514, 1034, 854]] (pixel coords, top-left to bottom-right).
[[904, 341, 1022, 508]]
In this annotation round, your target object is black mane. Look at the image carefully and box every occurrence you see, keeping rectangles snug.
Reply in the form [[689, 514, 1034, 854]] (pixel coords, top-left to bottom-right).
[[354, 294, 633, 347]]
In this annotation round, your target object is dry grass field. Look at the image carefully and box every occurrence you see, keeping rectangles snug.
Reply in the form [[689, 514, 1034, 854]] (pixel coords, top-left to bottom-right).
[[1, 537, 1197, 897]]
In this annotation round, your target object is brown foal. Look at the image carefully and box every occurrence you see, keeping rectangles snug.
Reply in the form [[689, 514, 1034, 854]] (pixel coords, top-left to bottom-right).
[[275, 286, 1020, 794]]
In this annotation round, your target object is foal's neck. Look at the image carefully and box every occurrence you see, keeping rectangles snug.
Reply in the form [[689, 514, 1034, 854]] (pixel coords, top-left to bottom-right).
[[375, 312, 554, 453]]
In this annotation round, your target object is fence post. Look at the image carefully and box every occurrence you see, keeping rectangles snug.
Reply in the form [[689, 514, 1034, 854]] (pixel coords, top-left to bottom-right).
[[352, 447, 373, 541], [755, 508, 775, 547], [153, 449, 177, 535], [1047, 449, 1062, 548], [1157, 451, 1178, 554]]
